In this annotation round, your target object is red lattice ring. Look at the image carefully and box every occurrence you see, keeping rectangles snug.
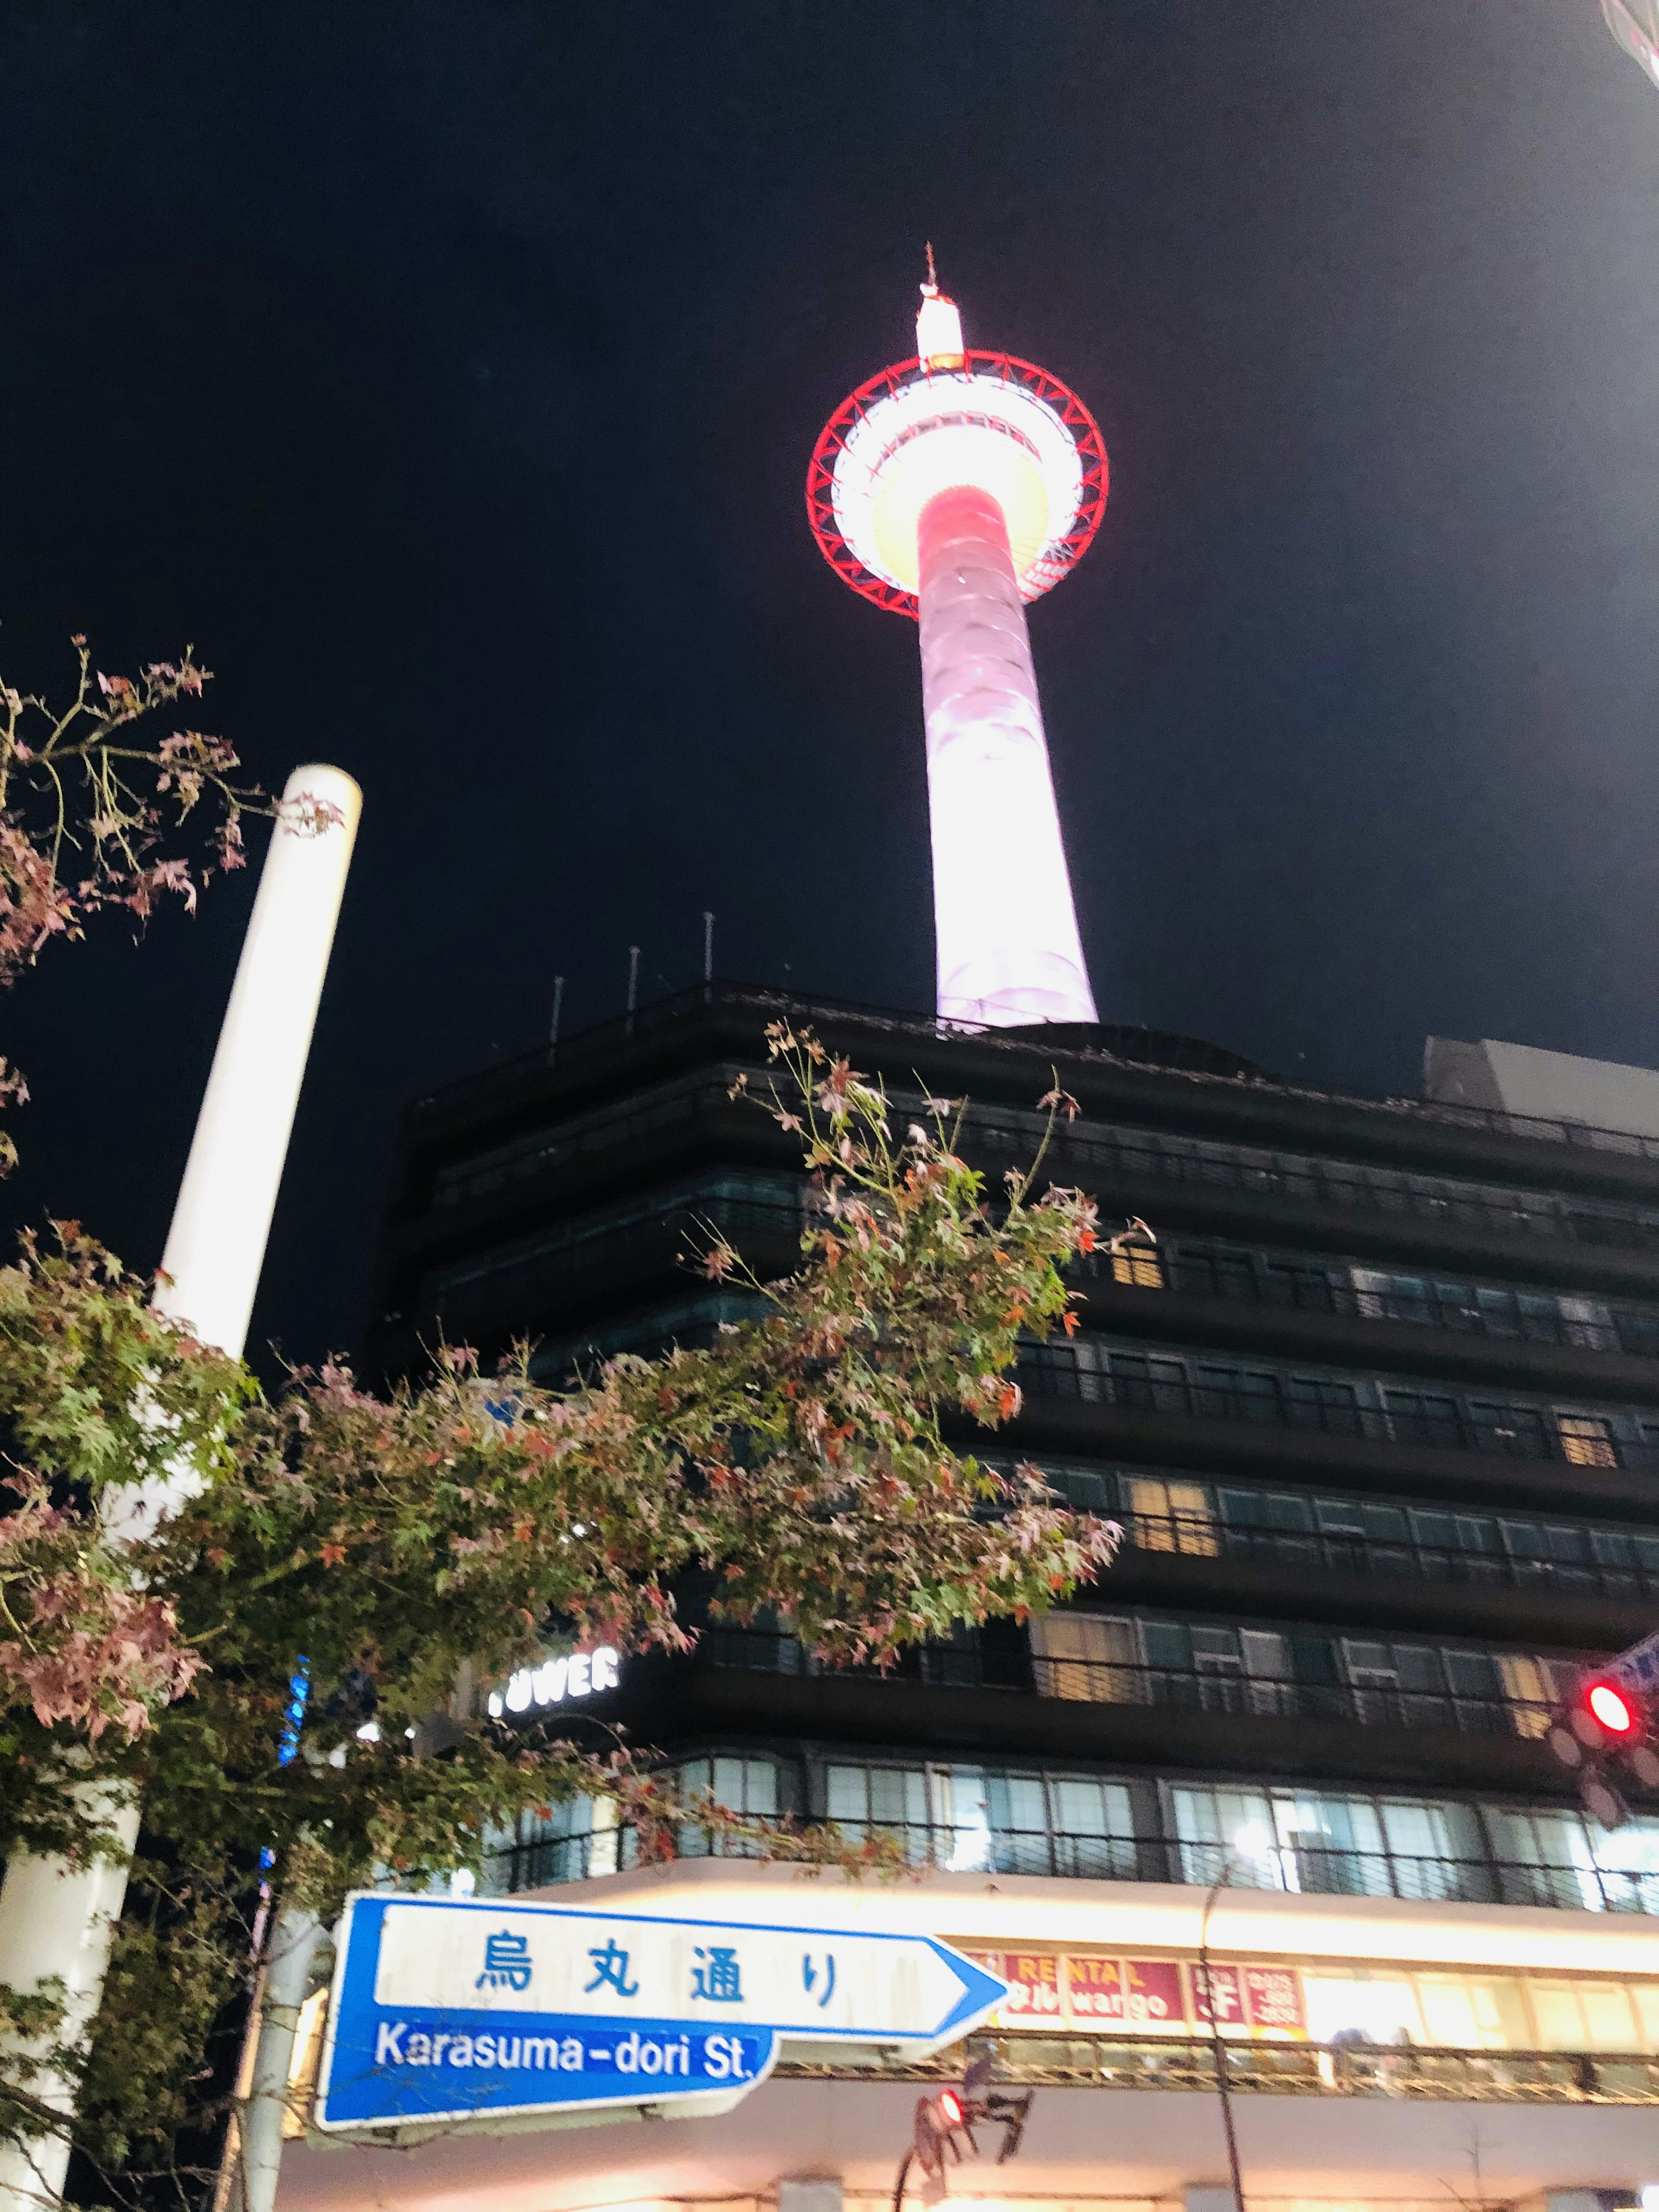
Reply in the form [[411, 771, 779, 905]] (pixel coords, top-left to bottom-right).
[[805, 351, 1109, 618]]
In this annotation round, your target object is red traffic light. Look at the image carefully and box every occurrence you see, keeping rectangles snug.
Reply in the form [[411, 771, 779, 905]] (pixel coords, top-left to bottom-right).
[[1587, 1680, 1637, 1735]]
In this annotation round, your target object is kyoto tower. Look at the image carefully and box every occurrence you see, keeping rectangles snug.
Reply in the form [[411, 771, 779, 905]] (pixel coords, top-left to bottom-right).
[[807, 257, 1107, 1026]]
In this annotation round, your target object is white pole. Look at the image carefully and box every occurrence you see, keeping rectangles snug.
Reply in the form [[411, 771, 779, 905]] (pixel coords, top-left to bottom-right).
[[235, 1909, 321, 2212], [152, 763, 363, 1363], [0, 766, 361, 2212]]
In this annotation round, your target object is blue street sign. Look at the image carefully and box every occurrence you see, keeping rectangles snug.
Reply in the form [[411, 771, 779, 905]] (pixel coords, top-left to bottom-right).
[[316, 1893, 1007, 2133]]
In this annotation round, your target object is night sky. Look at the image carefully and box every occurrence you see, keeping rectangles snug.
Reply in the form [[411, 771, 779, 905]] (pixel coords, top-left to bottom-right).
[[0, 2, 1656, 1373]]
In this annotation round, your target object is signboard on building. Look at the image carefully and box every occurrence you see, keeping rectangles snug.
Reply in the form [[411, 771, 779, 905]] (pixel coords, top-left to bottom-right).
[[317, 1893, 1007, 2134], [962, 1948, 1306, 2038]]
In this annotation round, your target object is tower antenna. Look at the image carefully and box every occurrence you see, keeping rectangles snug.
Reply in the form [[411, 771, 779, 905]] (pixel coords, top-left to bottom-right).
[[924, 240, 938, 292]]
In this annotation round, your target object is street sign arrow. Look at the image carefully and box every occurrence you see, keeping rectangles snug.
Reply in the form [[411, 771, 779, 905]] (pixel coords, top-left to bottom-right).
[[316, 1893, 1008, 2134]]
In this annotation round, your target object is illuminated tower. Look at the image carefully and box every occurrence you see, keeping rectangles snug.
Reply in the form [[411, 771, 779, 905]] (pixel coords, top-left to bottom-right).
[[807, 261, 1107, 1026], [1604, 0, 1659, 88]]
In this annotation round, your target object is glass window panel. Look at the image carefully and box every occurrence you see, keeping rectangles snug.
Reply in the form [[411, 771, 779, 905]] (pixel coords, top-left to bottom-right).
[[1416, 1977, 1519, 2049], [1315, 1497, 1366, 1536], [1590, 1527, 1636, 1569], [1529, 1983, 1589, 2048], [1496, 1654, 1559, 1736], [995, 1774, 1049, 1838], [1111, 1243, 1164, 1289], [1170, 1785, 1281, 1886], [935, 1767, 992, 1871], [1585, 1815, 1659, 1914], [1262, 1492, 1315, 1532], [1581, 1985, 1640, 2049], [1030, 1613, 1142, 1701], [1558, 1414, 1618, 1468], [1303, 1975, 1421, 2044], [1126, 1476, 1217, 1555], [1384, 1390, 1461, 1447], [1052, 1777, 1133, 1840], [1455, 1515, 1500, 1554], [1361, 1502, 1411, 1541], [1471, 1403, 1549, 1456], [1143, 1620, 1193, 1671], [1190, 1626, 1243, 1667], [1443, 1650, 1499, 1699], [825, 1765, 868, 1823], [1392, 1646, 1444, 1694], [1196, 1366, 1281, 1421], [1218, 1487, 1265, 1527]]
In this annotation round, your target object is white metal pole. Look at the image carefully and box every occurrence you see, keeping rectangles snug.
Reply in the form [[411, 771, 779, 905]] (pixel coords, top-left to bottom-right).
[[0, 766, 361, 2212], [235, 1909, 321, 2212], [152, 763, 363, 1363]]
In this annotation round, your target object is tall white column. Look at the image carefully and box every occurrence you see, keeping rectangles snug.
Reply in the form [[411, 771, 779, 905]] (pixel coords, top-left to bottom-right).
[[0, 1783, 141, 2212], [916, 484, 1096, 1027], [152, 762, 363, 1363], [0, 766, 361, 2212]]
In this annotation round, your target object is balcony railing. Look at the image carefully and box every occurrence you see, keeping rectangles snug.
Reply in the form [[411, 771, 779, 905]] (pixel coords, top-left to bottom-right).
[[1052, 1125, 1659, 1252], [1027, 1654, 1552, 1738], [782, 2032, 1659, 2103], [1150, 1255, 1659, 1360], [1017, 1347, 1659, 1470], [699, 1627, 1558, 1743], [412, 980, 1659, 1171], [1121, 1507, 1659, 1604], [490, 1820, 1659, 1920]]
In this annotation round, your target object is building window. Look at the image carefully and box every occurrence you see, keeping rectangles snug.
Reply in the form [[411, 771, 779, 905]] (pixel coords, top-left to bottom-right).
[[825, 1761, 930, 1857], [1172, 1246, 1257, 1300], [1383, 1388, 1463, 1451], [1029, 1613, 1141, 1702], [1110, 1239, 1164, 1289], [1558, 1413, 1618, 1468], [675, 1754, 781, 1857], [1340, 1639, 1446, 1727], [1484, 1805, 1659, 1914], [1124, 1475, 1218, 1556], [1170, 1783, 1485, 1904], [1194, 1364, 1281, 1424], [820, 1761, 1137, 1880], [1493, 1653, 1562, 1739]]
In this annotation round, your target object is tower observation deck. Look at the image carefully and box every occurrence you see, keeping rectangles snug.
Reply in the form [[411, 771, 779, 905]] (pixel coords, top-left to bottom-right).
[[807, 264, 1107, 1027]]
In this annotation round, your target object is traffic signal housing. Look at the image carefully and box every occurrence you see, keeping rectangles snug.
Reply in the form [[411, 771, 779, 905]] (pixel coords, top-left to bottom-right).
[[1546, 1662, 1659, 1829], [909, 2056, 1034, 2191]]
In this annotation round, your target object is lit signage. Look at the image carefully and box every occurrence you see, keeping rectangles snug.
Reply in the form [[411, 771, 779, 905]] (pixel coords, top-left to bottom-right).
[[487, 1646, 620, 1719]]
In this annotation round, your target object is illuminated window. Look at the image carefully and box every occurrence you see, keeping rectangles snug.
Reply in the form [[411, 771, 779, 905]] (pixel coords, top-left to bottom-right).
[[1111, 1241, 1163, 1289], [1558, 1414, 1618, 1468], [1030, 1612, 1141, 1702], [1495, 1653, 1561, 1739], [1125, 1476, 1218, 1556]]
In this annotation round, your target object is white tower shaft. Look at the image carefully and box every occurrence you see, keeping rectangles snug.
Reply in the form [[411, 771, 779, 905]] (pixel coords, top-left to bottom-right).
[[917, 484, 1097, 1026], [152, 761, 362, 1362], [0, 765, 360, 2212]]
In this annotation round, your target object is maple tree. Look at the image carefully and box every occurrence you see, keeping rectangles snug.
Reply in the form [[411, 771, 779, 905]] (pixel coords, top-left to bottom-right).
[[0, 635, 333, 1174], [0, 1008, 1119, 2195]]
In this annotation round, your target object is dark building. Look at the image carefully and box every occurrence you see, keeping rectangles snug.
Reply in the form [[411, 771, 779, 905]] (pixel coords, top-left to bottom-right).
[[366, 983, 1659, 1927]]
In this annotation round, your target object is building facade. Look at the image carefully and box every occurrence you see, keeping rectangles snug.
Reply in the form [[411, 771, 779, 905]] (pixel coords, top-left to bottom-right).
[[288, 985, 1659, 2212]]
